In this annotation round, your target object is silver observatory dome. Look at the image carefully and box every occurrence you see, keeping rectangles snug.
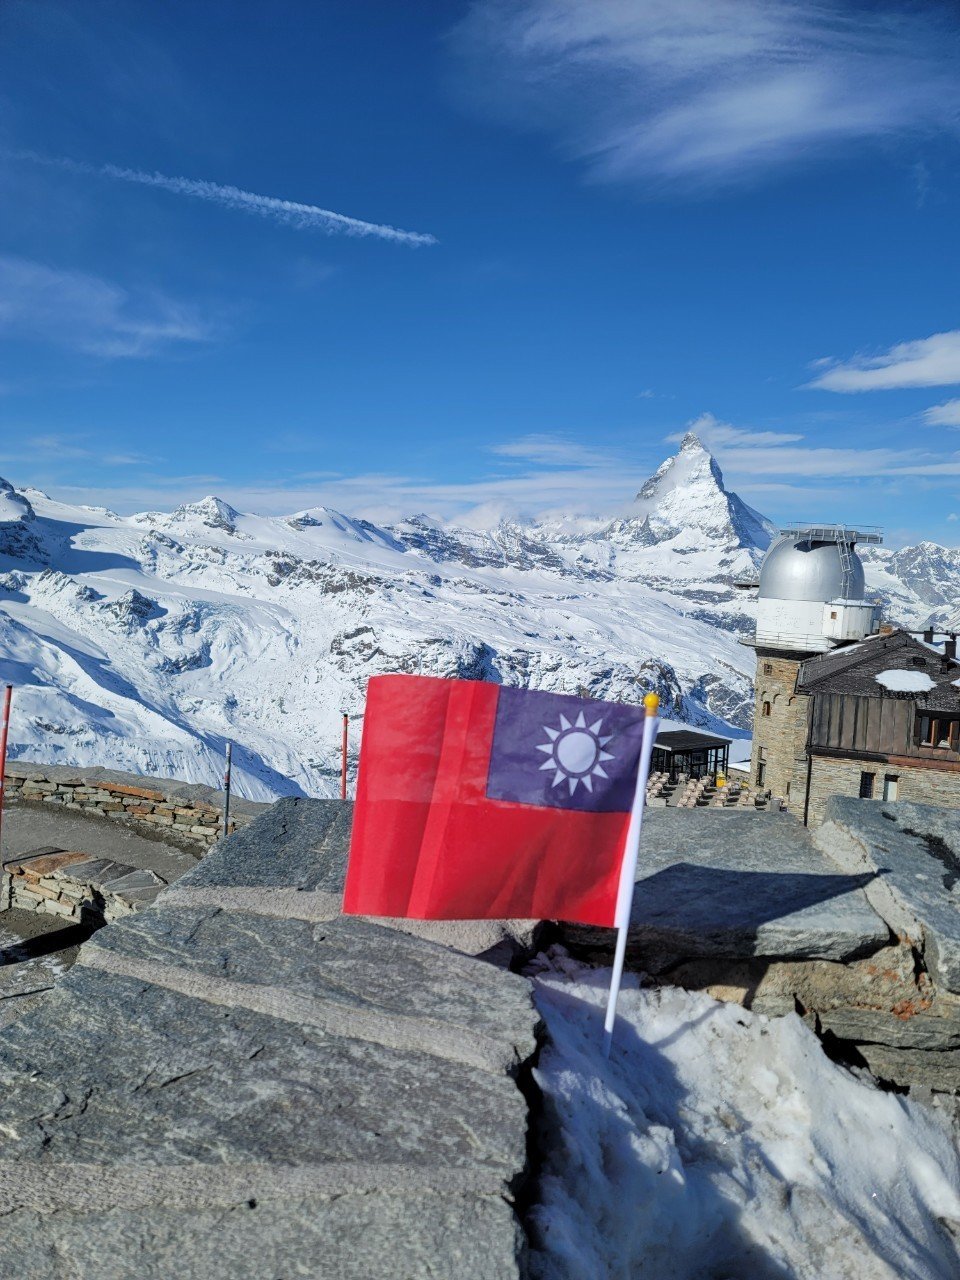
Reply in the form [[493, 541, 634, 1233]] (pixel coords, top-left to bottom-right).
[[758, 533, 866, 603]]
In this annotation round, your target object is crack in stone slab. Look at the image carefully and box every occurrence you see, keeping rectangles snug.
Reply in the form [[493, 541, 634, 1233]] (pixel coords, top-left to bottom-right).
[[0, 1160, 507, 1213], [78, 945, 518, 1074]]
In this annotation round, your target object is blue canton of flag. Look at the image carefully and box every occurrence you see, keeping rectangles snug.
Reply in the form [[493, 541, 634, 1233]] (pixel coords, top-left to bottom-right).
[[485, 687, 648, 813]]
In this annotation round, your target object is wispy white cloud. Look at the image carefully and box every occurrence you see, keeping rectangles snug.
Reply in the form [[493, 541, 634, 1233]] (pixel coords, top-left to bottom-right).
[[809, 331, 960, 392], [0, 434, 153, 467], [924, 399, 960, 427], [672, 412, 960, 480], [450, 0, 960, 187], [23, 412, 960, 532], [667, 412, 803, 448], [13, 151, 436, 247], [0, 254, 214, 358], [489, 433, 614, 466]]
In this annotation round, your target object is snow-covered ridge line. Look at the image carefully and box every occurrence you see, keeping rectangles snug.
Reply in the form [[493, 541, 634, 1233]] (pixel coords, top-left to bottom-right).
[[0, 434, 955, 798]]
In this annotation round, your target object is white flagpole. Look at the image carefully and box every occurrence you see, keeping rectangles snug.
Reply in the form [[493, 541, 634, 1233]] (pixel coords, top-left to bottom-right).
[[602, 691, 660, 1058]]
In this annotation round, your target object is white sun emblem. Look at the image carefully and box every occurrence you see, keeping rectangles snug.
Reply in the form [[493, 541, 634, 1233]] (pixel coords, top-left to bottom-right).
[[536, 711, 615, 795]]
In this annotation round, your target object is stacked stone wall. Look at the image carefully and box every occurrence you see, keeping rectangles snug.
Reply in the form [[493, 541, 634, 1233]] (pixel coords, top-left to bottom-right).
[[805, 754, 960, 827], [3, 848, 164, 926], [3, 763, 269, 852], [749, 651, 810, 808]]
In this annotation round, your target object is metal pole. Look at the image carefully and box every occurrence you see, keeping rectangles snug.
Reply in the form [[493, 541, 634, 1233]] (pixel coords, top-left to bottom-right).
[[222, 742, 232, 838], [603, 692, 660, 1058], [0, 685, 11, 860], [340, 713, 349, 800]]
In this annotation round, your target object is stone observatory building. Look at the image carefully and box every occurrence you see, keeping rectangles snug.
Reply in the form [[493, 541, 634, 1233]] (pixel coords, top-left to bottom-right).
[[742, 524, 957, 824], [743, 523, 960, 824], [748, 524, 884, 812]]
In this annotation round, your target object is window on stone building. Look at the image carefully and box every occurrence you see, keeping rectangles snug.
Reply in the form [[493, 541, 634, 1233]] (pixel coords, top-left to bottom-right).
[[918, 716, 960, 750], [912, 655, 927, 668], [859, 771, 875, 799], [762, 701, 771, 717], [763, 662, 773, 675], [882, 775, 899, 801], [757, 761, 766, 786]]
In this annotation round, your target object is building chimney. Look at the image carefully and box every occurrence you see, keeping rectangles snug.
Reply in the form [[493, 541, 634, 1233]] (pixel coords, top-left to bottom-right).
[[924, 627, 935, 645], [878, 623, 894, 637], [946, 636, 958, 662]]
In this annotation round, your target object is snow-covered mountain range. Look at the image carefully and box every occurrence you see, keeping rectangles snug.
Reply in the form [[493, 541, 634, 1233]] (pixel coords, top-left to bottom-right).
[[0, 432, 957, 799]]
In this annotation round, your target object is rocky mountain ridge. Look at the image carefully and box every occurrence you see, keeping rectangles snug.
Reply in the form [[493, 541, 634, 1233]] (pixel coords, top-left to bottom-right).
[[0, 434, 955, 798]]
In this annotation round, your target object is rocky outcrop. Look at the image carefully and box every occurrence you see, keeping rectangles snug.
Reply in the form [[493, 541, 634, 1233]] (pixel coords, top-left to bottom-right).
[[0, 798, 540, 1278], [563, 805, 960, 1095]]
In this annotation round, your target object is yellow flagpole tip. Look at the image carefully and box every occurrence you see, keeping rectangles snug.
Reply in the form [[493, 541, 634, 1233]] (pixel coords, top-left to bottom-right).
[[643, 692, 660, 716]]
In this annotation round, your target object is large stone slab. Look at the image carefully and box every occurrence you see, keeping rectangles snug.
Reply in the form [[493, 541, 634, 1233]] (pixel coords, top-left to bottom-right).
[[0, 798, 539, 1278], [185, 796, 349, 891], [815, 797, 960, 994], [0, 1195, 523, 1280], [89, 903, 536, 1073], [0, 969, 526, 1174], [566, 808, 890, 963], [182, 796, 537, 958]]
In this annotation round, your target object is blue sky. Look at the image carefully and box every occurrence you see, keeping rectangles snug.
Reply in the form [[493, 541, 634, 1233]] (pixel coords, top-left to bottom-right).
[[2, 0, 960, 544]]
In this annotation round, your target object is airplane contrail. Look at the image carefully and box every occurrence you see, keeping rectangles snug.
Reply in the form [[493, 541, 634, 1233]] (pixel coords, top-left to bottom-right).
[[11, 151, 437, 246]]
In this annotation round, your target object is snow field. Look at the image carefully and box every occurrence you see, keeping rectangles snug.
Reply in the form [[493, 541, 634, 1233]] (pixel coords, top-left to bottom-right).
[[528, 950, 960, 1280]]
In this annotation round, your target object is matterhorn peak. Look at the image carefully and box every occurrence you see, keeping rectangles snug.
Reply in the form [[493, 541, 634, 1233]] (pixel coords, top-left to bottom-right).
[[629, 432, 774, 552], [678, 430, 708, 453]]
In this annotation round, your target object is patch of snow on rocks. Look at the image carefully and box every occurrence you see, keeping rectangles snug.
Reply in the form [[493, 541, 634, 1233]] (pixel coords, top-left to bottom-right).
[[874, 669, 936, 692], [527, 951, 960, 1280]]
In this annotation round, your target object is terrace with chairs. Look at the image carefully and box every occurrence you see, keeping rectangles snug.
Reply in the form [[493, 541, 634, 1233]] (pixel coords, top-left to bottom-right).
[[645, 769, 777, 812]]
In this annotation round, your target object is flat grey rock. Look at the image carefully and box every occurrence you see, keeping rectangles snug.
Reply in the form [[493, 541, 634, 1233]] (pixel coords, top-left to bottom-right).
[[185, 797, 350, 891], [816, 1004, 960, 1051], [815, 798, 960, 994], [0, 1195, 523, 1280], [0, 798, 538, 1278], [566, 808, 890, 962], [92, 904, 537, 1071], [0, 969, 526, 1175], [99, 869, 164, 894], [856, 1041, 960, 1093]]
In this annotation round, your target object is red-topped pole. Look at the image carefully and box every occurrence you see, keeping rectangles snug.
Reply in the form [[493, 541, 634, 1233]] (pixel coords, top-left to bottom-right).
[[0, 685, 12, 859], [340, 713, 349, 800]]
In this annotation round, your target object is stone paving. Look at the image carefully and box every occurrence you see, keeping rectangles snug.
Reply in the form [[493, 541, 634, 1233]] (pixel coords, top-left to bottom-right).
[[3, 799, 198, 884], [0, 798, 539, 1279]]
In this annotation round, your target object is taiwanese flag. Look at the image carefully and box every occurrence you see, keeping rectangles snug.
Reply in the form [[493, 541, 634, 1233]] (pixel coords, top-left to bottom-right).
[[342, 674, 652, 927]]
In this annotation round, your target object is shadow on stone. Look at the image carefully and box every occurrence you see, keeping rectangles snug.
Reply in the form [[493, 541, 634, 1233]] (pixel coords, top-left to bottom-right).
[[633, 863, 881, 940], [0, 922, 92, 965]]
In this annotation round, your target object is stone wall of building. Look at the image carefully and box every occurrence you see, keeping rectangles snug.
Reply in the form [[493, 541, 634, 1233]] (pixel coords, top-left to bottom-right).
[[749, 650, 810, 808], [805, 753, 960, 827], [3, 763, 269, 851]]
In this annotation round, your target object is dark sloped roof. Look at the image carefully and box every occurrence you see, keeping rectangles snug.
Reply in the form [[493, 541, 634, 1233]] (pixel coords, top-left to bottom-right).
[[797, 629, 960, 711], [655, 730, 731, 753]]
